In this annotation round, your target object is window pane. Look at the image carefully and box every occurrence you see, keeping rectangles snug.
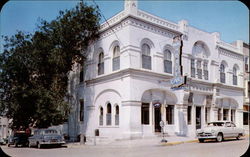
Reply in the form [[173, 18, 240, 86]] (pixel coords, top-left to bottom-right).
[[142, 55, 152, 70], [98, 62, 104, 75], [141, 103, 149, 124], [191, 68, 195, 78], [164, 60, 172, 73], [115, 106, 119, 125], [197, 69, 202, 79], [188, 106, 192, 125], [218, 108, 221, 121], [233, 75, 237, 85], [80, 70, 84, 83], [223, 109, 229, 121], [231, 110, 235, 122], [106, 114, 111, 125], [220, 72, 225, 83], [166, 105, 174, 124], [164, 50, 171, 60], [142, 44, 150, 56], [243, 112, 249, 125], [191, 59, 195, 68], [204, 70, 208, 80], [79, 100, 84, 122], [113, 57, 120, 71]]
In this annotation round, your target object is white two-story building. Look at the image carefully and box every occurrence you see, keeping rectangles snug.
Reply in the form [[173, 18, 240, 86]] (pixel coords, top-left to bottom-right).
[[66, 0, 246, 143]]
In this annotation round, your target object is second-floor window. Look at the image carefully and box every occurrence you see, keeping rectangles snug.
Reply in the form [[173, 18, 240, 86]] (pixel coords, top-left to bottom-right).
[[203, 62, 208, 80], [220, 64, 225, 83], [98, 52, 104, 75], [191, 59, 195, 78], [113, 46, 120, 71], [142, 44, 151, 70], [233, 66, 237, 85], [197, 60, 202, 79], [164, 49, 172, 73]]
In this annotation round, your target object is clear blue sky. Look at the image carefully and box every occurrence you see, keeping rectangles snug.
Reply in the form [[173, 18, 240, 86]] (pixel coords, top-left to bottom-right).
[[0, 0, 249, 51]]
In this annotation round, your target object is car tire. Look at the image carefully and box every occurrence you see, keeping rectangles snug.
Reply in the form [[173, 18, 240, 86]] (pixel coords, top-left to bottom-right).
[[7, 144, 10, 147], [236, 134, 241, 140], [216, 133, 223, 142], [28, 142, 32, 148], [37, 142, 42, 149], [198, 139, 205, 143], [14, 141, 18, 147]]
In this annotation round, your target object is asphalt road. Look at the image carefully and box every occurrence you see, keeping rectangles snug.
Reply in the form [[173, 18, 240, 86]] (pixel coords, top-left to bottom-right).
[[1, 138, 249, 157]]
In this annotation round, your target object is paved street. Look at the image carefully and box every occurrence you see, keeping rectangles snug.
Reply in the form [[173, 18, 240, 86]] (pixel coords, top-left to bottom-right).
[[1, 137, 249, 157]]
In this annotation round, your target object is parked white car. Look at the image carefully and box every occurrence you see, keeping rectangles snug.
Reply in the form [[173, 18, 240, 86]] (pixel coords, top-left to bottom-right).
[[28, 129, 65, 148], [196, 121, 244, 143]]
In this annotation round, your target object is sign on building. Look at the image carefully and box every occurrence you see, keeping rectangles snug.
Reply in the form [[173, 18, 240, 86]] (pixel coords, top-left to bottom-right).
[[170, 35, 187, 89]]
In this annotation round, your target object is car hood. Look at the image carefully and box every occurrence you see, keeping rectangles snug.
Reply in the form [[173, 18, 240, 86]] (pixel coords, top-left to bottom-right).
[[197, 126, 219, 133]]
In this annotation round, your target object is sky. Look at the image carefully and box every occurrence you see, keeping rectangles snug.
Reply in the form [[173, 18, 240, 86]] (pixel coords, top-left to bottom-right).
[[0, 0, 249, 51]]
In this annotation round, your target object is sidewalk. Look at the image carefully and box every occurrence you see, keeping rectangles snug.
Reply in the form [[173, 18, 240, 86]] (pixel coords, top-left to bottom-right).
[[65, 135, 198, 148], [65, 134, 249, 148]]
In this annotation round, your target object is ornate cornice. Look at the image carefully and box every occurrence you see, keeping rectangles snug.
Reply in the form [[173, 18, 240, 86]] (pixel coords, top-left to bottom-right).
[[218, 48, 244, 61]]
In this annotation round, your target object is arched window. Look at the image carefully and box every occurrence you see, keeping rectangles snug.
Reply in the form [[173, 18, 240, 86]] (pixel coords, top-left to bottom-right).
[[113, 46, 120, 71], [98, 52, 104, 75], [106, 103, 111, 125], [220, 64, 225, 83], [99, 107, 103, 126], [115, 105, 119, 125], [233, 66, 237, 85], [164, 49, 172, 73], [141, 44, 151, 70], [203, 61, 208, 80]]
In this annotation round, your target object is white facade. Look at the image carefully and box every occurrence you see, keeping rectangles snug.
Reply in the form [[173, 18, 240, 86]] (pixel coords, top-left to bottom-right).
[[67, 0, 245, 142]]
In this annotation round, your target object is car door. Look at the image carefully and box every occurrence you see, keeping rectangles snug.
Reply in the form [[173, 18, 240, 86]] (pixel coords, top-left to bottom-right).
[[230, 122, 238, 137], [224, 122, 233, 137]]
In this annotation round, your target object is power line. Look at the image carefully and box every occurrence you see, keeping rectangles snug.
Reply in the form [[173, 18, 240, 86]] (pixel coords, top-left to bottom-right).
[[92, 0, 124, 47]]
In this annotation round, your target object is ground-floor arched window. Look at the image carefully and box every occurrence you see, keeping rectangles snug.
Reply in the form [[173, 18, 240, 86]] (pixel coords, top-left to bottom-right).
[[99, 107, 103, 126], [115, 105, 119, 125], [106, 103, 112, 125]]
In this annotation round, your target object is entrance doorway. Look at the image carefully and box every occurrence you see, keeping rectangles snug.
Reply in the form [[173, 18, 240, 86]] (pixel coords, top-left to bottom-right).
[[196, 106, 201, 129], [154, 107, 161, 132]]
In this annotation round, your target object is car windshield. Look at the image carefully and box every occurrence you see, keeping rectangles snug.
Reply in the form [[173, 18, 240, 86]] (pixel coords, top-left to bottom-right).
[[44, 130, 58, 135], [207, 122, 224, 127]]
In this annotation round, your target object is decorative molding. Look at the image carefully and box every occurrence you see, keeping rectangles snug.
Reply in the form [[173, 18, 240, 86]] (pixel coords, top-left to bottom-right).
[[218, 48, 244, 61]]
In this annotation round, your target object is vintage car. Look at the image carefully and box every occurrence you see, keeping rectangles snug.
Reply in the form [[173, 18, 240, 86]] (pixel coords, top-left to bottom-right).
[[196, 121, 244, 143], [28, 129, 65, 148], [7, 131, 29, 147]]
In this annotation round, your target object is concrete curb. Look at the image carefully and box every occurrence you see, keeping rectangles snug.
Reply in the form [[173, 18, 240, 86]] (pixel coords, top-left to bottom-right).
[[162, 139, 198, 146]]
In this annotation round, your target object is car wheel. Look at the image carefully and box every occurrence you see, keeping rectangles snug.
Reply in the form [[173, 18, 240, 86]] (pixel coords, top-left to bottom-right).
[[198, 139, 205, 143], [236, 134, 241, 140], [28, 142, 32, 148], [216, 133, 223, 142], [37, 142, 42, 149], [14, 141, 18, 147], [7, 144, 10, 147]]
